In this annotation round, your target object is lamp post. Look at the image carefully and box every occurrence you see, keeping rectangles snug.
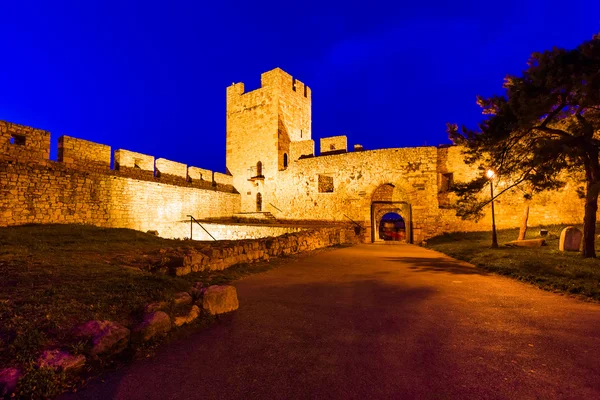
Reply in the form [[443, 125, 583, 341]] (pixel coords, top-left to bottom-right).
[[487, 169, 499, 248]]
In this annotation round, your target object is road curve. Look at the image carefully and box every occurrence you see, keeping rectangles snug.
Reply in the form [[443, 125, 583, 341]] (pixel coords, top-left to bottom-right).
[[62, 244, 600, 400]]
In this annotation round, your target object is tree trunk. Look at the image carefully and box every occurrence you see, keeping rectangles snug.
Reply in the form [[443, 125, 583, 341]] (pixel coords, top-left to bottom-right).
[[582, 149, 600, 258], [517, 203, 529, 240]]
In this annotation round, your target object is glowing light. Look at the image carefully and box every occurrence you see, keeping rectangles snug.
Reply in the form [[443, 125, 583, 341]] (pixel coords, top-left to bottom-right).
[[486, 169, 495, 179]]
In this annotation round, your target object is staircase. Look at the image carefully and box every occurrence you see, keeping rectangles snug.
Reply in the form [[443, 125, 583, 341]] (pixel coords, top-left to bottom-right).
[[232, 212, 278, 224]]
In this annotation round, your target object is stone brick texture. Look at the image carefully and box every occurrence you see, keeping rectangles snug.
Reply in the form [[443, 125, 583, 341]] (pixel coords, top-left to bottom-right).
[[0, 121, 240, 234], [0, 120, 50, 162], [58, 136, 111, 171], [320, 135, 347, 154]]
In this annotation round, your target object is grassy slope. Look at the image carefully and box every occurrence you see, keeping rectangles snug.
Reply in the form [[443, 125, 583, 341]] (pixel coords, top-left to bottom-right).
[[427, 224, 600, 301], [0, 224, 279, 386]]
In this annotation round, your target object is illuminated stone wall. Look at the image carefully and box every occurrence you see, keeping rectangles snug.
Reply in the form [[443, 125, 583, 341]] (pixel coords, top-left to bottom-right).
[[226, 68, 311, 212], [58, 136, 111, 170], [0, 122, 240, 234], [0, 120, 50, 161]]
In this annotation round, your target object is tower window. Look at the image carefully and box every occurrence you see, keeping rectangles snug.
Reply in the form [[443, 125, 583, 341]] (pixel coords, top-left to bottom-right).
[[440, 173, 454, 193], [134, 158, 142, 169], [330, 144, 336, 151], [304, 85, 308, 97], [256, 161, 263, 177], [283, 153, 288, 168], [10, 134, 26, 146], [318, 175, 334, 193], [292, 78, 297, 91], [256, 193, 262, 211], [300, 130, 303, 138]]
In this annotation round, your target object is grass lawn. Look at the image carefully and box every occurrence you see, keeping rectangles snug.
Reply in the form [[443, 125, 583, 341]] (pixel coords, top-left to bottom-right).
[[0, 224, 282, 397], [426, 224, 600, 301]]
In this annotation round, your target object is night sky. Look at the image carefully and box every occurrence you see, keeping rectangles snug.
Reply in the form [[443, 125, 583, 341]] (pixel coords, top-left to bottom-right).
[[2, 1, 599, 173]]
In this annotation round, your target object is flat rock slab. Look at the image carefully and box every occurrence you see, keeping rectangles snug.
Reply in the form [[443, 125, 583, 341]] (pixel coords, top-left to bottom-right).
[[505, 238, 546, 247], [38, 349, 86, 373], [0, 368, 20, 396], [202, 285, 239, 315], [74, 320, 130, 356], [133, 311, 172, 342]]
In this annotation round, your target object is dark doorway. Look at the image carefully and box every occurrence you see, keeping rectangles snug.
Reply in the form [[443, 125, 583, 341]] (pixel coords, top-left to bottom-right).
[[256, 193, 262, 212], [378, 212, 406, 242]]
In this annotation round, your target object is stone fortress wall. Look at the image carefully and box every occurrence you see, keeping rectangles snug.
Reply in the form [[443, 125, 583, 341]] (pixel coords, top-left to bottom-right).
[[1, 67, 587, 244], [0, 120, 240, 237], [227, 68, 586, 244]]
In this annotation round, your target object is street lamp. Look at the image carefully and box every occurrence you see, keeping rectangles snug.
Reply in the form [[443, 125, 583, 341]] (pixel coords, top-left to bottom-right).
[[487, 169, 499, 248]]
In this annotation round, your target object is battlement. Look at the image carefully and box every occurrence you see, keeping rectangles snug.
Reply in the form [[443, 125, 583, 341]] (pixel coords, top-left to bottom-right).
[[58, 136, 111, 170], [320, 136, 348, 155], [0, 120, 50, 162], [0, 119, 234, 192], [226, 68, 311, 101], [290, 140, 315, 161]]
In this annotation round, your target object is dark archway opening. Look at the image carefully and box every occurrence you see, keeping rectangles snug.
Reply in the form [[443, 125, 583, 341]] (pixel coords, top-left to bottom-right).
[[379, 212, 406, 242]]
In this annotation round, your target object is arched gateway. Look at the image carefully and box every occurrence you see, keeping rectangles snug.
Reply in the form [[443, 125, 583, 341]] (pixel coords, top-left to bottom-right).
[[370, 183, 412, 243]]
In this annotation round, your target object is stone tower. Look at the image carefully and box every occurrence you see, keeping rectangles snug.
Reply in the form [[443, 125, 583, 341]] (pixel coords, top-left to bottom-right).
[[226, 68, 312, 212]]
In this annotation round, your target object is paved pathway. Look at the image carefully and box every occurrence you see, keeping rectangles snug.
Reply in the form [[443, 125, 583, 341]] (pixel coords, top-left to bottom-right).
[[63, 244, 600, 399]]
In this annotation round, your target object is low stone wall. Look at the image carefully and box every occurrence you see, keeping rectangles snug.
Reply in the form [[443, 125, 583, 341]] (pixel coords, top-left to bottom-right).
[[151, 225, 361, 276], [181, 222, 306, 241]]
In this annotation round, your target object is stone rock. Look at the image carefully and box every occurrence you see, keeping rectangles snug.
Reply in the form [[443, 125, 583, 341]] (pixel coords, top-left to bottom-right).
[[132, 311, 171, 342], [74, 320, 130, 356], [0, 368, 20, 396], [173, 305, 200, 327], [173, 291, 193, 306], [505, 239, 546, 248], [146, 230, 159, 236], [170, 264, 191, 277], [202, 285, 239, 315], [144, 301, 168, 313], [37, 349, 86, 373], [559, 227, 582, 252]]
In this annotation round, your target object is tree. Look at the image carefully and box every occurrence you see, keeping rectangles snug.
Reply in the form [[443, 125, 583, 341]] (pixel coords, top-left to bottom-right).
[[447, 33, 600, 258]]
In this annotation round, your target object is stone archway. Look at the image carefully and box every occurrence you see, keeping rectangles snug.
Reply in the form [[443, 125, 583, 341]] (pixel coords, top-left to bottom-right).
[[370, 183, 412, 243]]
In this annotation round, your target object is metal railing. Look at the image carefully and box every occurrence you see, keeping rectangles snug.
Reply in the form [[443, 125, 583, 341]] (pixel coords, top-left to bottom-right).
[[186, 215, 217, 241], [269, 203, 283, 213], [343, 214, 362, 230]]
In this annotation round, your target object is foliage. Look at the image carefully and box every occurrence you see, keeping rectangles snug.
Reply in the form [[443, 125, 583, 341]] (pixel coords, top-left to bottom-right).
[[447, 33, 600, 257]]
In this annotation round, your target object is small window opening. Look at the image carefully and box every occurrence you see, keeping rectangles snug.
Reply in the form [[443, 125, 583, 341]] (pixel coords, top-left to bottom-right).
[[330, 144, 336, 151], [134, 158, 142, 169], [300, 129, 303, 138], [304, 85, 308, 97], [10, 134, 26, 146], [292, 78, 297, 91], [440, 173, 454, 192], [256, 161, 263, 177], [318, 174, 334, 193], [283, 153, 288, 168], [256, 193, 263, 211]]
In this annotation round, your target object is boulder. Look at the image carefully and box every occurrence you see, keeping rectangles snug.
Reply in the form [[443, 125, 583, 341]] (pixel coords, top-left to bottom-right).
[[132, 311, 171, 342], [173, 292, 193, 306], [0, 368, 20, 396], [37, 349, 86, 373], [144, 301, 168, 313], [560, 227, 583, 252], [173, 305, 200, 327], [202, 285, 239, 315], [74, 320, 130, 356], [505, 239, 546, 248]]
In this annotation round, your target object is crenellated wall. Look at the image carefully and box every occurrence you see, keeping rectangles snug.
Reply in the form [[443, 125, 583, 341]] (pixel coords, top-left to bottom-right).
[[0, 121, 240, 235]]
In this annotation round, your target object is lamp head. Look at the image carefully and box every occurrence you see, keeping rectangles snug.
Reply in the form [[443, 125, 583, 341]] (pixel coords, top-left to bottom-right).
[[486, 169, 495, 179]]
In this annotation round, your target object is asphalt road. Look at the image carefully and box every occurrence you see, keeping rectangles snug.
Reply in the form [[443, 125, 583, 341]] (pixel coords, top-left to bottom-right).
[[63, 244, 600, 400]]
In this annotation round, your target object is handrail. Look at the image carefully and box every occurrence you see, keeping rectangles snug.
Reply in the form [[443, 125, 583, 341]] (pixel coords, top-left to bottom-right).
[[186, 215, 217, 241], [343, 214, 362, 230], [269, 203, 283, 213]]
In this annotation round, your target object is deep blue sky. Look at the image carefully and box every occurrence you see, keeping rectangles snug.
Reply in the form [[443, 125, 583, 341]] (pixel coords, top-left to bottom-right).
[[1, 1, 599, 172]]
